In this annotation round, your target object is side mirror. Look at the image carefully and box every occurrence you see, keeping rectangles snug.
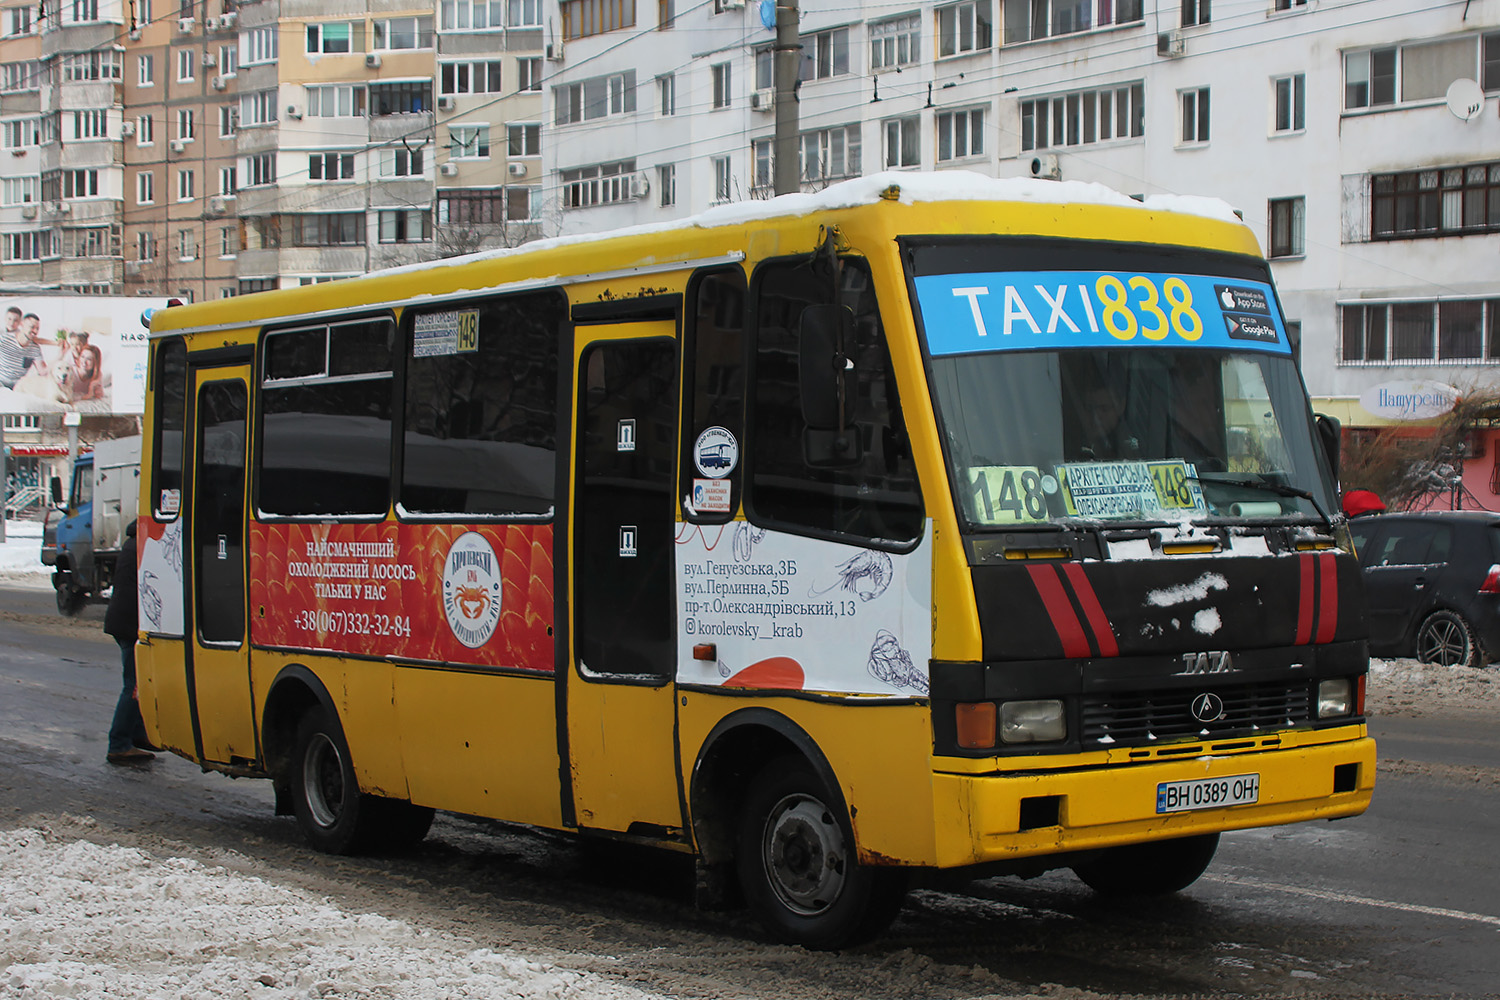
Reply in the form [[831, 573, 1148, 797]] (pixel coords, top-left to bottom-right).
[[50, 476, 64, 507], [798, 304, 863, 468], [1315, 413, 1341, 480]]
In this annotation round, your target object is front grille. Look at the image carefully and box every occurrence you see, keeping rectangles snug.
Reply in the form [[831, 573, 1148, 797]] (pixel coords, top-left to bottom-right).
[[1081, 680, 1313, 748]]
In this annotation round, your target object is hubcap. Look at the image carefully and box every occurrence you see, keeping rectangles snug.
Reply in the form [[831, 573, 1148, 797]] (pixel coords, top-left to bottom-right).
[[761, 793, 846, 915], [302, 732, 345, 828], [1419, 618, 1468, 667]]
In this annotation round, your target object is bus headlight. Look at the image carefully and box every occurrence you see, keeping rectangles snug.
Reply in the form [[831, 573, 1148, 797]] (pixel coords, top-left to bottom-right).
[[1000, 700, 1066, 744], [1317, 679, 1354, 719]]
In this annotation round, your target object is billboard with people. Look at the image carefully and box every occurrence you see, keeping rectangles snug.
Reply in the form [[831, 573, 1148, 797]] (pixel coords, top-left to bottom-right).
[[0, 296, 172, 416]]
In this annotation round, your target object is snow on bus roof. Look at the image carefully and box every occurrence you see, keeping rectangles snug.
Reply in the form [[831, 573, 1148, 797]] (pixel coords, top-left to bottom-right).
[[372, 170, 1244, 280]]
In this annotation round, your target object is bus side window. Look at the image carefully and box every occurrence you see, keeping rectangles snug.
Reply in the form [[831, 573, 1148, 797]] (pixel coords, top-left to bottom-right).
[[401, 290, 564, 517], [681, 268, 746, 522], [259, 318, 395, 517], [748, 256, 922, 546], [151, 337, 187, 519]]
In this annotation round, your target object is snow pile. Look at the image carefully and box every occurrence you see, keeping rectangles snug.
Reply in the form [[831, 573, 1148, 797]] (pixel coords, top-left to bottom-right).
[[0, 519, 46, 581], [1366, 656, 1498, 717], [0, 821, 660, 1000]]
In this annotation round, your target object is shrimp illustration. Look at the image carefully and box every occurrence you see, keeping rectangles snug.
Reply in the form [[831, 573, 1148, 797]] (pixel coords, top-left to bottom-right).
[[161, 522, 182, 579], [868, 629, 926, 694], [453, 584, 490, 619], [139, 570, 163, 629], [732, 523, 765, 562], [834, 551, 893, 602]]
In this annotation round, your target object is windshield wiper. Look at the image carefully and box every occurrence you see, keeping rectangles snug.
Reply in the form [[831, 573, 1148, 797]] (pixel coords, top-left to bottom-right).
[[1186, 475, 1331, 524]]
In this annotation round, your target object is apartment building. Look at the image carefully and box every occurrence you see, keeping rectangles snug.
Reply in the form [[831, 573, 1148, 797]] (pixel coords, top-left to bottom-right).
[[542, 0, 1500, 423]]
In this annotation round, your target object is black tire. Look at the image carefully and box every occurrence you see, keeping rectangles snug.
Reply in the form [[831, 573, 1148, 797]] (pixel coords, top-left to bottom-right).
[[1071, 832, 1219, 897], [735, 756, 906, 950], [290, 707, 432, 855], [1415, 610, 1487, 668], [56, 585, 85, 616]]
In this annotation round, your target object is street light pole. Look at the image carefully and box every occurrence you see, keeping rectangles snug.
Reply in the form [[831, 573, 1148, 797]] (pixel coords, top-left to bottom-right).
[[773, 0, 799, 196]]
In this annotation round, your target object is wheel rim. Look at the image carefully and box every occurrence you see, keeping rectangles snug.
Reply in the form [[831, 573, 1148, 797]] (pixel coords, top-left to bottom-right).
[[761, 793, 847, 916], [302, 732, 345, 829], [1418, 617, 1468, 667]]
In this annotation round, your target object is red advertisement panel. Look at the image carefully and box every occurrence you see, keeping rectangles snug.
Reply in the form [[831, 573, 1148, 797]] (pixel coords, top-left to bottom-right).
[[249, 522, 554, 672]]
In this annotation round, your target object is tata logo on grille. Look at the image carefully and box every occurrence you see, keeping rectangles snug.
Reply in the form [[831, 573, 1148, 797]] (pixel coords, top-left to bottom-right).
[[1180, 650, 1234, 675], [1190, 692, 1226, 723]]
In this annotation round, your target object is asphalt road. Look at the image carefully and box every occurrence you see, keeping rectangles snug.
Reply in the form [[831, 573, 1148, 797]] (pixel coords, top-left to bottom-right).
[[1, 581, 1496, 999]]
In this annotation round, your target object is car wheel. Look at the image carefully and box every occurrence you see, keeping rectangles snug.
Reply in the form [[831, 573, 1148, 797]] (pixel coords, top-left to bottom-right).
[[1072, 832, 1220, 897], [1415, 609, 1487, 669]]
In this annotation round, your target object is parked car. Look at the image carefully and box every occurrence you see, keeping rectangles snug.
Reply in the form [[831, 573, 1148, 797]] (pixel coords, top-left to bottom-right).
[[1347, 511, 1500, 668]]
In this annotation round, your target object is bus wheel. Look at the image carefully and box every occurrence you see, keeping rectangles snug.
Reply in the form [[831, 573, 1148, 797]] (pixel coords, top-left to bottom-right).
[[735, 757, 905, 950], [290, 707, 378, 855], [1071, 832, 1220, 897]]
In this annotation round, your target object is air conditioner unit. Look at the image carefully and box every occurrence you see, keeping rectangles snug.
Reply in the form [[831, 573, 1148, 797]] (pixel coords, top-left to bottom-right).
[[220, 11, 237, 28], [285, 104, 303, 119], [1029, 153, 1060, 180], [507, 162, 528, 177], [211, 75, 226, 90], [365, 53, 381, 69], [129, 28, 141, 41], [545, 41, 563, 61], [1157, 30, 1185, 57], [21, 204, 36, 218], [208, 196, 226, 214], [750, 88, 774, 111], [202, 51, 217, 67], [125, 260, 143, 275], [204, 16, 219, 31], [56, 201, 70, 214], [440, 162, 458, 177], [170, 139, 187, 153], [437, 95, 455, 110], [178, 16, 195, 33], [721, 0, 746, 8], [121, 121, 136, 136], [630, 174, 650, 199]]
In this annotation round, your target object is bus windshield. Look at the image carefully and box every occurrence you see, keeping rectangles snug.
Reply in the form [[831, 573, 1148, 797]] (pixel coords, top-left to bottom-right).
[[909, 238, 1335, 527]]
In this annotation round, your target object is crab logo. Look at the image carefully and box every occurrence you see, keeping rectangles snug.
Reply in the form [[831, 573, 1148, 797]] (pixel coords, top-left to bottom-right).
[[441, 531, 503, 649]]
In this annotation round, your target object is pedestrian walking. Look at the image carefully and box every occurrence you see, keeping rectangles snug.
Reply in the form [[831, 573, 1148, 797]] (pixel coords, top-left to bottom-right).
[[105, 520, 153, 765]]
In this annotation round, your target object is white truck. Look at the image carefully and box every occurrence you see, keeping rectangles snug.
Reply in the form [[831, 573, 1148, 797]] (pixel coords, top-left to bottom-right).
[[46, 435, 141, 616]]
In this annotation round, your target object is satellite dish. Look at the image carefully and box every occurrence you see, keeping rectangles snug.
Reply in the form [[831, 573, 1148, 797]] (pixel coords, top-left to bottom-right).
[[1446, 78, 1484, 121]]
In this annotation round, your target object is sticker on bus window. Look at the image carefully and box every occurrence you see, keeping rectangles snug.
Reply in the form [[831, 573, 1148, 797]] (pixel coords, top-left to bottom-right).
[[694, 426, 738, 478], [413, 309, 479, 357], [691, 478, 732, 514], [1057, 461, 1206, 519], [968, 466, 1051, 524], [158, 489, 180, 515]]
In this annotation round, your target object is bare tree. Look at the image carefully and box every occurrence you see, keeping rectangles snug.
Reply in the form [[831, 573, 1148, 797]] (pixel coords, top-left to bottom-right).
[[1340, 386, 1500, 511]]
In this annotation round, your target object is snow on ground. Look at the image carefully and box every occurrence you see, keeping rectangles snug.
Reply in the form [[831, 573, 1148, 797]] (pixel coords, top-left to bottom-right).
[[0, 519, 49, 587]]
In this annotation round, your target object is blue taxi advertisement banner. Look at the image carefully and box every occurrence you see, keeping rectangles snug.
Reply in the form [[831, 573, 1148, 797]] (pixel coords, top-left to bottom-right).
[[914, 270, 1289, 358]]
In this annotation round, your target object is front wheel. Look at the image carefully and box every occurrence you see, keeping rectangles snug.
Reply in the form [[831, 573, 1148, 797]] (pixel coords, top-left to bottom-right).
[[735, 756, 905, 950], [1071, 832, 1219, 897], [56, 584, 86, 616], [1415, 610, 1487, 668]]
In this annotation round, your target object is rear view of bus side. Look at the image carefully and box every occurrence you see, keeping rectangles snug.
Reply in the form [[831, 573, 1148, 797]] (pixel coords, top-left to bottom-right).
[[135, 174, 1375, 950]]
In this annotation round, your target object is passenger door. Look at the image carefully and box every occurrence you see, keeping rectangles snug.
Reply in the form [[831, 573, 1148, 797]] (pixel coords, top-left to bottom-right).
[[1360, 520, 1447, 649], [566, 324, 684, 838], [185, 364, 256, 764]]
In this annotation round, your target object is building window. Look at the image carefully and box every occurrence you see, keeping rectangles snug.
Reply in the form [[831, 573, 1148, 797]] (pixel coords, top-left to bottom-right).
[[378, 209, 431, 243], [511, 1, 540, 27], [309, 152, 355, 181], [1273, 74, 1304, 133], [560, 158, 637, 208], [1273, 0, 1307, 10], [62, 169, 101, 198], [177, 229, 196, 261], [177, 169, 194, 201], [507, 123, 540, 156], [240, 90, 279, 125], [713, 156, 731, 201], [554, 71, 635, 124], [1372, 162, 1500, 240], [2, 119, 38, 148], [937, 108, 984, 160], [441, 61, 503, 94], [2, 231, 43, 262], [561, 0, 635, 40], [1345, 35, 1489, 110], [1341, 300, 1500, 363], [369, 81, 432, 115], [289, 213, 365, 247], [449, 124, 490, 158], [437, 187, 504, 223], [712, 62, 731, 109], [219, 45, 236, 75], [69, 0, 100, 23], [658, 163, 675, 207], [381, 147, 424, 176], [245, 26, 278, 64], [1181, 0, 1209, 28], [137, 171, 154, 205], [62, 51, 122, 81], [307, 85, 366, 117], [177, 49, 194, 82], [884, 116, 919, 168], [1180, 87, 1210, 143], [240, 278, 277, 294], [306, 21, 357, 53], [871, 14, 919, 71], [176, 108, 195, 140], [1022, 82, 1145, 150], [805, 27, 849, 80], [244, 152, 275, 186], [938, 1, 991, 57], [138, 54, 154, 86], [800, 125, 861, 181], [1, 176, 37, 204], [137, 114, 154, 144], [219, 166, 236, 194], [517, 57, 542, 92], [1, 60, 42, 92], [1268, 197, 1304, 258], [219, 105, 235, 137], [658, 73, 676, 115], [372, 16, 434, 49], [439, 0, 505, 30], [136, 231, 156, 261], [5, 6, 33, 35], [1003, 0, 1142, 43]]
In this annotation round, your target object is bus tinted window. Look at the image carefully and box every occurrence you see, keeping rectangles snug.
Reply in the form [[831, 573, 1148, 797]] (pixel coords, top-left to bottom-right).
[[682, 268, 746, 522], [749, 257, 922, 545], [259, 319, 395, 517], [400, 291, 562, 517], [151, 337, 187, 518]]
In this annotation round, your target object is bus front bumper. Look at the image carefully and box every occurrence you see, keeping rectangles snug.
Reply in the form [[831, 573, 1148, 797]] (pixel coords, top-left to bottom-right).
[[929, 731, 1376, 868]]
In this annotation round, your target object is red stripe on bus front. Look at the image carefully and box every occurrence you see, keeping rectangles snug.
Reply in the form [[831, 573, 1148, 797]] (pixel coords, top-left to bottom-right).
[[1315, 552, 1339, 644], [1027, 564, 1092, 658], [1062, 563, 1119, 657], [1295, 553, 1315, 645]]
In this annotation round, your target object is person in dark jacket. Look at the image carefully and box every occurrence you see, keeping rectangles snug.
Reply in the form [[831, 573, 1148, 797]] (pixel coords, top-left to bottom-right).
[[105, 520, 153, 764]]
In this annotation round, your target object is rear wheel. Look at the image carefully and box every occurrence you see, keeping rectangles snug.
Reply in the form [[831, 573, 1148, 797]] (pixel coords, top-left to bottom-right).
[[735, 756, 905, 950], [1071, 832, 1219, 897], [56, 584, 85, 616], [1415, 610, 1487, 668]]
